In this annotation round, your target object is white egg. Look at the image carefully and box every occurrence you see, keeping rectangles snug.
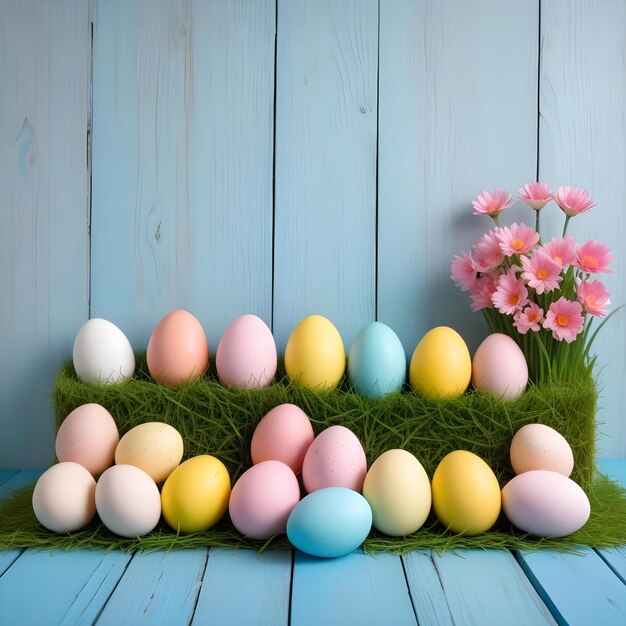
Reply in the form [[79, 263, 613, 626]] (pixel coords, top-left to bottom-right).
[[95, 465, 161, 537], [73, 318, 135, 384], [32, 462, 97, 533]]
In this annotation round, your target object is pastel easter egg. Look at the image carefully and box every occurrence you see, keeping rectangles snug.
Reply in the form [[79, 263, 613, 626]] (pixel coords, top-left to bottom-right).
[[302, 425, 367, 493], [410, 327, 471, 399], [287, 487, 372, 558], [147, 309, 209, 387], [362, 449, 431, 536], [73, 318, 135, 384], [251, 404, 314, 474], [284, 315, 346, 390], [216, 314, 277, 388], [348, 322, 407, 398], [431, 450, 501, 535], [502, 470, 590, 537], [472, 333, 528, 400], [510, 424, 574, 476]]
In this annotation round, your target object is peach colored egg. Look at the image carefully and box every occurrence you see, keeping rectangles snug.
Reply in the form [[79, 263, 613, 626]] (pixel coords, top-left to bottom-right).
[[147, 310, 209, 387], [502, 470, 590, 537], [216, 314, 277, 388], [510, 424, 574, 476], [228, 460, 301, 539], [55, 403, 119, 475], [302, 425, 367, 493], [251, 404, 314, 474], [472, 333, 528, 400], [32, 462, 97, 533]]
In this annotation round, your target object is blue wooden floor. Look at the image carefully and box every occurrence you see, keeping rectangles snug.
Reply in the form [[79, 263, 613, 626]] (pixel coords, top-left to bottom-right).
[[0, 463, 624, 626]]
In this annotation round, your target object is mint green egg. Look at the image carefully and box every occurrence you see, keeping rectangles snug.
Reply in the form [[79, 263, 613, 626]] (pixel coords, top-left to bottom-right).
[[348, 322, 407, 398]]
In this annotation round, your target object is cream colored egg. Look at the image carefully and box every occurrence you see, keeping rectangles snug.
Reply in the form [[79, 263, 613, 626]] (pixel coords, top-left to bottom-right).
[[510, 424, 574, 476], [362, 450, 432, 536], [115, 422, 184, 483]]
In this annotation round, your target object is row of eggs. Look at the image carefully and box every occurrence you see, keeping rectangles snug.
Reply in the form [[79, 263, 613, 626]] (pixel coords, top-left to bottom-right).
[[74, 311, 529, 400], [34, 402, 590, 557]]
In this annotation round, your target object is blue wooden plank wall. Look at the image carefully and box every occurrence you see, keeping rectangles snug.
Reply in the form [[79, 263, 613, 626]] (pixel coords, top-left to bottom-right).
[[1, 0, 625, 468]]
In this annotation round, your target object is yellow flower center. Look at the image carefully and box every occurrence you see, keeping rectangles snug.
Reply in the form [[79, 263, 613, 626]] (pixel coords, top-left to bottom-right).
[[554, 256, 563, 266], [511, 238, 525, 251], [582, 255, 598, 269], [536, 268, 548, 279], [556, 315, 569, 327], [509, 294, 520, 305]]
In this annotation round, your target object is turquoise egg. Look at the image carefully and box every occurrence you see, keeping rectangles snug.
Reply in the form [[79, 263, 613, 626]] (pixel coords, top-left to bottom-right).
[[286, 487, 372, 558], [348, 322, 407, 398]]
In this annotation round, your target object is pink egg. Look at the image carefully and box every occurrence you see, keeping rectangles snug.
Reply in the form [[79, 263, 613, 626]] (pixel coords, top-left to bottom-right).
[[147, 310, 209, 387], [251, 404, 314, 473], [502, 470, 590, 537], [302, 425, 367, 493], [228, 461, 301, 539], [55, 403, 119, 475], [510, 424, 574, 476], [472, 333, 528, 400], [216, 314, 277, 388]]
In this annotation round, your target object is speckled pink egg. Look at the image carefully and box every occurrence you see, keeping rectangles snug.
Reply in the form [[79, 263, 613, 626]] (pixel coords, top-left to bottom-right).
[[228, 460, 301, 539], [251, 404, 314, 473], [302, 425, 367, 493], [147, 310, 209, 387], [472, 333, 528, 400], [502, 470, 590, 537], [216, 314, 277, 388], [510, 424, 574, 476], [55, 403, 119, 475]]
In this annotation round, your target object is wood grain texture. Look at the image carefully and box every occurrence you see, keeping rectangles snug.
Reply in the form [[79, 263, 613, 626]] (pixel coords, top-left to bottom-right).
[[291, 550, 417, 626], [91, 0, 275, 350], [0, 0, 90, 468], [192, 548, 291, 625], [540, 0, 626, 457], [403, 549, 556, 626], [377, 0, 539, 355], [96, 549, 207, 625], [273, 0, 378, 351]]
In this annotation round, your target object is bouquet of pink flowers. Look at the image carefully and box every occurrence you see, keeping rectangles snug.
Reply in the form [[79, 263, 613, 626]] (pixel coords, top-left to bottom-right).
[[451, 183, 620, 383]]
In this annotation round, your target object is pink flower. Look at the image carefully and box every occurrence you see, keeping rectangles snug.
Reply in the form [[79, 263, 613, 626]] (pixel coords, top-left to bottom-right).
[[472, 188, 512, 217], [450, 252, 477, 292], [575, 240, 614, 274], [577, 279, 611, 317], [513, 303, 544, 334], [520, 250, 562, 294], [470, 275, 497, 311], [543, 298, 584, 342], [541, 236, 577, 269], [518, 182, 553, 210], [491, 269, 529, 314], [555, 186, 596, 217], [472, 230, 505, 273], [496, 223, 540, 256]]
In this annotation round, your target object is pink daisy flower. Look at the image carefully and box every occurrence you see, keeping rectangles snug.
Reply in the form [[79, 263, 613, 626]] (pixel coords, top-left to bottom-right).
[[575, 240, 614, 274], [517, 182, 553, 210], [543, 298, 584, 343], [472, 188, 512, 217], [470, 275, 497, 311], [450, 252, 477, 292], [496, 223, 540, 256], [577, 279, 611, 317], [555, 186, 596, 217], [541, 236, 577, 269], [520, 250, 562, 294], [491, 269, 529, 315], [513, 303, 544, 334], [472, 230, 505, 273]]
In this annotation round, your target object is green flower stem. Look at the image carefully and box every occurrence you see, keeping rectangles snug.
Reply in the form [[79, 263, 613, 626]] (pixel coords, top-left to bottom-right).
[[535, 210, 541, 236], [562, 214, 572, 237]]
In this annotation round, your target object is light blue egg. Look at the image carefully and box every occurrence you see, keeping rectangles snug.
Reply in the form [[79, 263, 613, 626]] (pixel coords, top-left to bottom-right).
[[348, 322, 407, 398], [286, 487, 372, 558]]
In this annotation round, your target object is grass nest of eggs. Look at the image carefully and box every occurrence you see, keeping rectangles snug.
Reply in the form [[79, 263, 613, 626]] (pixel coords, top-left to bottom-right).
[[1, 355, 625, 554]]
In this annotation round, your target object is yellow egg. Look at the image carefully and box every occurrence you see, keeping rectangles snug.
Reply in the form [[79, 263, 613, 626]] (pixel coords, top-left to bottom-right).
[[362, 449, 432, 536], [431, 450, 501, 535], [409, 326, 471, 399], [115, 422, 184, 483], [161, 455, 231, 533], [284, 315, 346, 390]]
